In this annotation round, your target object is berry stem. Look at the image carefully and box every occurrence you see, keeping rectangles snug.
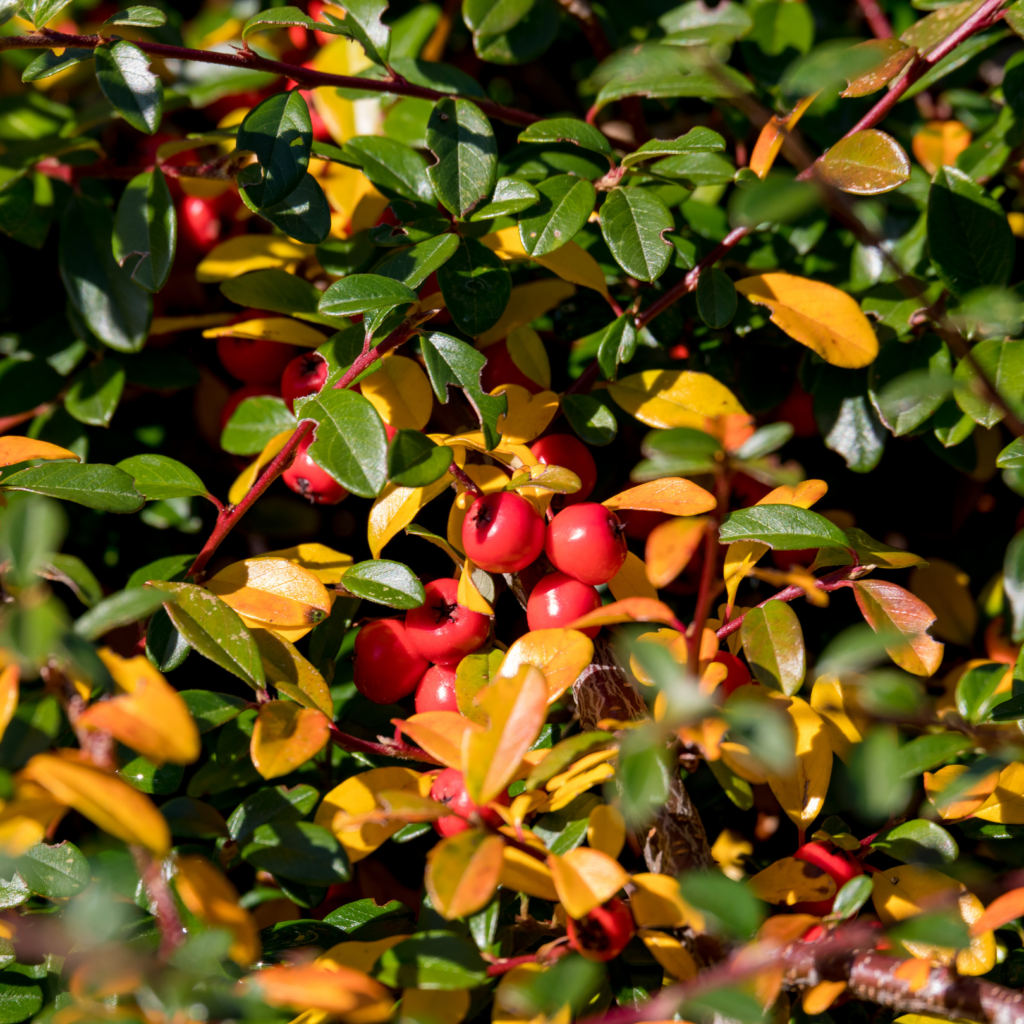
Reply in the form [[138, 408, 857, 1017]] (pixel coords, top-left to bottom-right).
[[328, 722, 443, 765], [449, 463, 483, 497]]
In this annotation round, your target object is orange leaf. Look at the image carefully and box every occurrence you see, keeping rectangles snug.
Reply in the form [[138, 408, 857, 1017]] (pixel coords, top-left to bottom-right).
[[603, 478, 716, 517], [548, 847, 630, 919], [175, 855, 260, 966], [498, 629, 594, 703], [971, 888, 1024, 936], [622, 872, 705, 929], [645, 516, 708, 588], [749, 94, 817, 178], [802, 981, 847, 1015], [842, 39, 915, 98], [0, 664, 18, 746], [565, 597, 681, 632], [250, 701, 329, 780], [0, 780, 65, 856], [853, 579, 944, 676], [425, 829, 505, 919], [499, 845, 558, 901], [637, 930, 698, 981], [0, 436, 79, 467], [893, 958, 933, 992], [766, 694, 831, 829], [924, 764, 999, 820], [245, 962, 393, 1020], [608, 551, 659, 602], [396, 711, 482, 769], [908, 559, 977, 647], [912, 120, 971, 176]]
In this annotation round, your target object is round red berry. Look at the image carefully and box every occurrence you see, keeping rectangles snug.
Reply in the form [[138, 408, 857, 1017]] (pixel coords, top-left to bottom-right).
[[462, 492, 546, 575], [220, 383, 279, 432], [415, 664, 460, 714], [217, 336, 297, 385], [713, 651, 752, 696], [545, 503, 627, 586], [179, 196, 221, 251], [281, 352, 328, 412], [429, 767, 508, 836], [527, 572, 602, 638], [566, 897, 634, 962], [480, 339, 543, 395], [405, 578, 490, 666], [354, 619, 429, 704], [283, 434, 348, 505], [529, 435, 597, 505]]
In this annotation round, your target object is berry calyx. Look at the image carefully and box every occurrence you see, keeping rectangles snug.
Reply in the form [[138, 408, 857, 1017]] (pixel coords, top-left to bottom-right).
[[527, 572, 602, 637], [405, 578, 490, 666], [220, 383, 279, 432], [530, 434, 597, 505], [283, 434, 348, 505], [566, 897, 634, 962], [217, 336, 297, 385], [281, 352, 328, 412], [480, 338, 544, 395], [545, 504, 627, 586], [415, 664, 460, 714], [713, 651, 752, 696], [354, 619, 430, 704], [462, 492, 546, 575], [429, 767, 508, 836]]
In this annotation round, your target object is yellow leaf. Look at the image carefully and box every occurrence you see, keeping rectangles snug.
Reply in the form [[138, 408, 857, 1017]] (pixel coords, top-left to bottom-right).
[[478, 227, 606, 298], [77, 650, 200, 766], [545, 748, 618, 791], [734, 274, 879, 369], [360, 355, 434, 430], [748, 856, 836, 906], [749, 94, 818, 178], [206, 557, 332, 641], [258, 543, 353, 587], [151, 313, 235, 336], [398, 711, 483, 769], [307, 38, 374, 146], [908, 559, 977, 647], [608, 370, 746, 429], [630, 628, 686, 686], [319, 936, 408, 974], [802, 981, 847, 1016], [544, 763, 616, 810], [426, 829, 505, 919], [911, 120, 971, 176], [719, 740, 768, 785], [402, 989, 470, 1024], [711, 829, 753, 880], [587, 804, 625, 859], [493, 963, 550, 1023], [645, 517, 708, 589], [0, 781, 65, 856], [465, 668, 548, 805], [565, 597, 680, 632], [316, 767, 423, 862], [629, 873, 704, 930], [368, 475, 454, 559], [636, 930, 698, 981], [477, 280, 579, 348], [871, 864, 963, 924], [766, 695, 830, 829], [548, 846, 629, 919], [229, 430, 295, 506], [499, 630, 594, 704], [809, 675, 867, 764], [499, 844, 559, 901], [925, 764, 1000, 820], [246, 962, 393, 1021], [22, 752, 170, 855], [251, 701, 329, 780], [0, 665, 18, 746], [203, 317, 327, 348], [956, 893, 996, 976], [974, 762, 1024, 823], [494, 385, 560, 444], [0, 436, 79, 467], [196, 236, 313, 283], [506, 326, 551, 389], [175, 854, 260, 966], [458, 558, 493, 615], [251, 628, 333, 718]]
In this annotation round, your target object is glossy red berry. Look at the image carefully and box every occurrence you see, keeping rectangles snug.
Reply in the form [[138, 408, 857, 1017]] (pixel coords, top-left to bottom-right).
[[354, 619, 430, 704], [480, 338, 543, 395], [791, 841, 863, 915], [529, 435, 597, 505], [220, 383, 279, 432], [462, 492, 546, 575], [217, 336, 297, 385], [566, 898, 634, 962], [527, 572, 602, 638], [415, 664, 460, 714], [283, 434, 349, 505], [281, 352, 328, 412], [714, 651, 752, 697], [545, 504, 627, 586], [179, 196, 221, 251], [429, 767, 508, 836], [405, 578, 490, 666]]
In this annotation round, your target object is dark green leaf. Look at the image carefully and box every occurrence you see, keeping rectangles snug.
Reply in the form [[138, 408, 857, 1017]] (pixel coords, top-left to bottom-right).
[[869, 336, 952, 437], [436, 238, 511, 338], [468, 176, 539, 221], [678, 870, 765, 939], [344, 135, 434, 202], [73, 587, 166, 641], [64, 360, 125, 428], [146, 606, 190, 673], [472, 0, 559, 64], [635, 427, 723, 480], [374, 233, 459, 290], [533, 793, 602, 854], [1006, 529, 1024, 643], [237, 92, 313, 209], [740, 602, 805, 696], [319, 274, 419, 318], [17, 841, 89, 898], [814, 367, 887, 473], [95, 40, 163, 135], [44, 553, 102, 608], [105, 5, 166, 25], [0, 972, 43, 1023], [161, 796, 230, 839], [387, 429, 454, 487], [2, 463, 145, 514], [116, 454, 208, 502], [659, 0, 752, 46], [517, 117, 611, 156], [426, 98, 498, 218], [957, 660, 1011, 724], [872, 819, 958, 866], [831, 875, 873, 920], [654, 150, 736, 186], [953, 338, 1024, 428], [180, 690, 248, 733], [577, 314, 635, 383], [317, 234, 376, 276], [518, 174, 595, 257], [127, 553, 195, 591], [599, 187, 674, 283], [696, 268, 737, 329], [732, 423, 792, 460], [243, 172, 330, 245], [594, 60, 751, 112], [325, 898, 415, 939], [301, 387, 388, 498], [890, 910, 969, 950], [323, 0, 390, 65], [561, 394, 617, 446], [242, 820, 350, 885], [342, 559, 426, 609], [618, 726, 671, 824], [221, 396, 298, 456], [719, 505, 850, 550], [621, 127, 726, 169], [112, 168, 176, 293], [22, 48, 94, 83], [221, 269, 323, 318], [896, 732, 972, 778], [376, 931, 488, 989], [729, 173, 818, 228], [228, 784, 320, 842], [259, 920, 345, 960], [119, 756, 183, 795]]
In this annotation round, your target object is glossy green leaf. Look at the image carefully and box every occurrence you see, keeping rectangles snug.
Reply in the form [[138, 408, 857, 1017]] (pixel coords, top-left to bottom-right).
[[1005, 529, 1024, 643], [634, 427, 721, 480], [740, 602, 805, 695], [678, 870, 764, 939], [387, 429, 454, 487], [302, 387, 389, 498], [95, 40, 163, 135], [242, 6, 319, 40], [953, 339, 1024, 429], [659, 0, 752, 46], [23, 0, 72, 26], [323, 0, 390, 65], [375, 233, 460, 290], [116, 454, 208, 502], [146, 608, 190, 673], [45, 553, 102, 608], [696, 268, 737, 329], [599, 187, 674, 283], [222, 269, 323, 318], [73, 587, 166, 641], [112, 168, 176, 293], [956, 660, 1010, 724], [22, 48, 93, 83], [221, 396, 298, 456], [594, 61, 752, 112], [896, 733, 973, 778], [517, 117, 611, 156], [248, 173, 331, 245], [228, 784, 320, 842], [468, 176, 539, 221], [376, 931, 488, 990], [868, 336, 952, 437], [237, 92, 313, 209], [561, 394, 617, 446], [472, 0, 558, 63], [341, 559, 426, 609], [1, 463, 145, 514], [180, 690, 248, 734], [815, 367, 887, 474], [344, 135, 434, 202], [426, 98, 498, 218], [719, 505, 850, 550], [65, 360, 125, 428], [518, 174, 595, 257], [654, 150, 736, 186], [242, 821, 350, 885], [319, 274, 419, 318], [732, 423, 792, 461], [830, 874, 873, 920], [436, 238, 511, 337], [105, 4, 166, 25], [17, 841, 89, 898], [872, 819, 958, 866], [621, 127, 725, 170]]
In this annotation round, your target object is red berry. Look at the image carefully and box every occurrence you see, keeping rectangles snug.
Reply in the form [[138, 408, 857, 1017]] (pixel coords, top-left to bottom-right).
[[529, 435, 597, 505], [429, 767, 508, 836], [462, 492, 546, 575], [713, 651, 751, 696], [415, 664, 460, 714], [545, 504, 627, 586], [217, 336, 297, 385], [405, 578, 490, 666], [480, 339, 543, 395], [283, 434, 349, 505], [281, 352, 328, 412], [354, 619, 429, 704], [795, 842, 862, 888], [220, 383, 279, 432], [566, 898, 634, 962], [180, 196, 222, 251], [527, 572, 602, 638]]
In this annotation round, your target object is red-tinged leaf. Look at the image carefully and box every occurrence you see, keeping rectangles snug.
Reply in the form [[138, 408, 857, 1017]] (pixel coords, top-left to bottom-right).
[[425, 829, 505, 919], [971, 888, 1024, 936], [749, 95, 816, 179], [395, 711, 483, 768], [565, 597, 682, 631], [603, 478, 716, 516], [842, 39, 915, 98], [819, 130, 910, 196], [852, 579, 945, 677]]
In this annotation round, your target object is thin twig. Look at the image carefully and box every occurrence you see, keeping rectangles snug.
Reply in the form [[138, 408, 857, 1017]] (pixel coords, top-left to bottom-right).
[[329, 722, 442, 765]]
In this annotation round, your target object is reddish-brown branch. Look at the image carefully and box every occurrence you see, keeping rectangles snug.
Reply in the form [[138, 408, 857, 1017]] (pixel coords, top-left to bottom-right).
[[329, 722, 442, 765], [854, 0, 894, 38], [0, 404, 54, 435], [133, 848, 185, 959], [687, 471, 730, 673]]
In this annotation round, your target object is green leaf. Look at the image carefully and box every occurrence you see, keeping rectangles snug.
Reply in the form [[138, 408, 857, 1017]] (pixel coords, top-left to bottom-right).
[[815, 367, 887, 473], [387, 429, 454, 487], [868, 336, 952, 437], [0, 972, 43, 1023], [60, 196, 152, 353], [242, 172, 330, 245], [831, 875, 873, 920], [242, 821, 350, 885], [242, 6, 317, 40], [112, 168, 176, 293], [655, 150, 736, 187], [221, 269, 323, 318], [733, 422, 792, 460], [317, 234, 376, 275], [562, 394, 617, 446], [221, 396, 298, 456], [471, 0, 558, 63], [94, 40, 163, 135], [161, 797, 230, 839], [420, 331, 508, 450], [617, 725, 671, 824], [119, 756, 183, 795], [729, 173, 817, 228], [344, 135, 434, 202], [23, 0, 72, 26], [324, 0, 390, 65], [64, 360, 125, 428], [927, 166, 1013, 297], [228, 784, 320, 842], [116, 454, 208, 501], [659, 0, 752, 46], [956, 660, 1011, 724], [517, 118, 612, 156], [620, 127, 725, 168], [740, 602, 805, 696], [719, 505, 850, 550], [518, 174, 596, 257], [237, 92, 313, 209], [696, 268, 737, 329], [318, 274, 419, 318], [578, 314, 635, 383], [376, 931, 488, 990], [635, 427, 722, 479], [468, 176, 539, 221], [73, 587, 166, 642], [594, 61, 752, 112], [374, 233, 460, 290], [325, 898, 415, 939], [464, 0, 533, 36], [426, 98, 498, 218], [105, 4, 167, 25], [896, 732, 973, 778], [180, 690, 248, 734], [148, 581, 266, 690], [533, 793, 602, 854], [370, 200, 453, 247], [436, 238, 511, 337], [678, 870, 765, 939], [45, 553, 102, 608], [1006, 529, 1024, 643], [146, 606, 190, 672], [953, 338, 1024, 428], [22, 49, 94, 83], [17, 841, 89, 898], [599, 187, 674, 283], [302, 387, 389, 498], [889, 910, 969, 951], [341, 559, 427, 609], [1, 463, 145, 514], [872, 819, 958, 866]]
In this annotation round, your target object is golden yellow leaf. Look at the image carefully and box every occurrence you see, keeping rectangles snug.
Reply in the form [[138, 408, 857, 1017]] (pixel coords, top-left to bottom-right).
[[802, 981, 847, 1015], [711, 829, 753, 880], [196, 236, 313, 283], [0, 665, 18, 746], [548, 846, 629, 919], [911, 120, 971, 176], [719, 741, 768, 785], [477, 279, 579, 348], [77, 650, 200, 766], [0, 781, 65, 857], [499, 844, 559, 901], [246, 962, 393, 1021], [22, 752, 170, 855], [734, 274, 878, 369], [499, 630, 594, 703], [307, 37, 373, 145], [630, 628, 686, 685], [175, 855, 260, 966], [402, 989, 471, 1024], [749, 94, 818, 178], [974, 762, 1024, 823], [478, 227, 606, 298], [545, 763, 616, 810], [506, 325, 552, 389], [636, 930, 697, 981], [608, 551, 658, 602], [587, 804, 625, 859], [645, 517, 708, 589], [251, 628, 334, 718], [872, 864, 963, 924], [229, 430, 295, 506], [809, 675, 867, 764], [908, 559, 977, 647], [457, 557, 493, 615], [368, 474, 454, 559], [494, 385, 559, 444], [565, 597, 681, 632], [258, 543, 353, 586], [956, 893, 996, 976], [426, 829, 505, 919], [629, 872, 704, 930], [608, 369, 746, 429], [545, 748, 618, 792], [203, 317, 326, 348], [319, 936, 408, 974], [251, 701, 329, 780], [0, 436, 79, 467], [748, 856, 836, 906], [766, 695, 830, 829], [924, 764, 1000, 820], [360, 355, 434, 431]]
